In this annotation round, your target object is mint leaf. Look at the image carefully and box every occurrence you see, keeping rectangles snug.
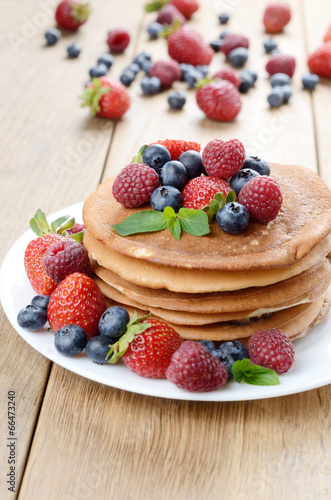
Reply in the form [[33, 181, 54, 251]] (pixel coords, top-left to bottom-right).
[[232, 359, 280, 386], [163, 206, 176, 219], [167, 217, 181, 240], [109, 211, 167, 236], [178, 208, 210, 236]]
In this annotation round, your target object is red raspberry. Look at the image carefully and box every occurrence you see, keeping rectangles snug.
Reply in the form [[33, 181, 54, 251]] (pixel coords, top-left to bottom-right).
[[150, 139, 200, 160], [221, 33, 249, 57], [65, 223, 85, 235], [166, 340, 228, 392], [112, 163, 160, 208], [238, 175, 282, 223], [107, 29, 130, 53], [156, 4, 186, 25], [248, 329, 295, 374], [212, 67, 241, 88], [266, 54, 296, 77], [182, 175, 233, 209], [43, 239, 92, 284], [308, 42, 331, 78], [196, 81, 242, 122], [149, 60, 182, 89], [263, 2, 291, 34], [202, 139, 245, 179]]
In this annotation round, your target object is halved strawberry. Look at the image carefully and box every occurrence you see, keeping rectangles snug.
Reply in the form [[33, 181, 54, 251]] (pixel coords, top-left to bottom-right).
[[149, 139, 200, 160]]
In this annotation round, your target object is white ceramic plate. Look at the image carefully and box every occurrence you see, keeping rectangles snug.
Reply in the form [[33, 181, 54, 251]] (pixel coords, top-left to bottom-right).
[[1, 202, 331, 401]]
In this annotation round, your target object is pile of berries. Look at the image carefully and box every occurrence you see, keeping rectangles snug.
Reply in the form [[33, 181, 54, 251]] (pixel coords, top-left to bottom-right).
[[112, 138, 283, 233]]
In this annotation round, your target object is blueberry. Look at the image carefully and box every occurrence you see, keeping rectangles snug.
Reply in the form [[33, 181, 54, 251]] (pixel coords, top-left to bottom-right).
[[120, 69, 135, 86], [199, 340, 216, 353], [17, 305, 47, 331], [147, 21, 163, 39], [142, 144, 171, 173], [141, 59, 153, 75], [244, 68, 258, 83], [97, 54, 114, 69], [125, 63, 140, 75], [279, 84, 292, 102], [99, 306, 130, 341], [264, 38, 278, 54], [31, 295, 50, 311], [89, 64, 108, 78], [67, 43, 81, 58], [219, 29, 231, 40], [270, 73, 291, 87], [230, 168, 260, 195], [180, 63, 195, 80], [267, 88, 284, 107], [178, 150, 204, 180], [228, 47, 248, 67], [216, 202, 250, 234], [302, 72, 320, 90], [270, 49, 281, 55], [54, 325, 87, 357], [85, 336, 112, 364], [168, 91, 186, 110], [239, 71, 254, 93], [150, 186, 183, 212], [219, 12, 230, 24], [133, 51, 152, 68], [160, 161, 187, 190], [217, 341, 249, 380], [45, 28, 61, 46], [183, 67, 203, 87], [196, 65, 209, 77], [141, 76, 161, 94], [242, 156, 270, 176], [210, 39, 224, 52]]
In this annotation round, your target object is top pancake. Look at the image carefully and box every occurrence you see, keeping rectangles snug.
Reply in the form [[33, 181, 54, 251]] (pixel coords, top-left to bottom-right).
[[83, 163, 331, 271]]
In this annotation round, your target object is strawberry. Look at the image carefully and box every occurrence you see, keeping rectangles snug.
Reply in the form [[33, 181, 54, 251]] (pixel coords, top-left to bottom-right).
[[266, 54, 296, 77], [167, 26, 214, 66], [171, 0, 199, 19], [55, 0, 90, 31], [149, 60, 182, 88], [47, 273, 107, 340], [149, 139, 200, 160], [263, 2, 291, 34], [107, 313, 183, 378], [80, 77, 130, 119], [308, 42, 331, 78], [324, 24, 331, 42], [182, 175, 233, 209], [196, 80, 242, 121], [145, 0, 198, 19], [212, 67, 241, 88]]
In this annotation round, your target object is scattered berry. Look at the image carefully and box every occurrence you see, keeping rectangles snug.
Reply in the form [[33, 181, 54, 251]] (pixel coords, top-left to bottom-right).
[[143, 144, 171, 173], [147, 21, 163, 39], [141, 76, 162, 94], [172, 0, 199, 19], [202, 138, 245, 179], [220, 29, 231, 40], [302, 72, 320, 90], [183, 66, 204, 87], [210, 39, 224, 52], [47, 273, 107, 340], [97, 53, 114, 69], [67, 43, 81, 58], [120, 69, 135, 87], [149, 139, 200, 161], [216, 341, 249, 379], [166, 340, 228, 392], [99, 306, 130, 341], [45, 27, 61, 45], [125, 63, 140, 75], [239, 69, 255, 93], [248, 328, 295, 374], [178, 150, 204, 180], [307, 42, 331, 78], [168, 91, 186, 110], [160, 161, 187, 190], [230, 168, 260, 195], [107, 28, 130, 52], [149, 60, 182, 89], [156, 4, 186, 25], [17, 305, 47, 331], [270, 72, 291, 87], [218, 12, 230, 24], [263, 2, 291, 34], [133, 51, 152, 67], [167, 26, 214, 66], [85, 336, 112, 364], [196, 80, 242, 121], [212, 67, 241, 87], [264, 38, 278, 53], [112, 163, 160, 208], [216, 202, 250, 234], [238, 175, 282, 223], [150, 186, 183, 212], [54, 324, 87, 357], [267, 87, 285, 107], [182, 176, 232, 209], [89, 64, 108, 78], [228, 47, 248, 67], [80, 77, 130, 119], [55, 0, 90, 31], [222, 33, 249, 57], [31, 295, 50, 311], [242, 156, 270, 176], [280, 84, 292, 101], [266, 54, 296, 77], [43, 239, 91, 284], [141, 59, 153, 74]]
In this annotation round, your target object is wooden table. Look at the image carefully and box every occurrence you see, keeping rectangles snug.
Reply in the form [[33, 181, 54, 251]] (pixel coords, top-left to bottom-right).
[[1, 0, 331, 498]]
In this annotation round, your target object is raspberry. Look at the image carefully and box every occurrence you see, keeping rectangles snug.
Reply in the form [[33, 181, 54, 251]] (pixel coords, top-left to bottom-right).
[[149, 60, 182, 89], [43, 239, 92, 284], [263, 2, 291, 34], [202, 138, 245, 179], [112, 163, 160, 208], [196, 81, 242, 122], [182, 175, 233, 209], [166, 340, 228, 392], [238, 175, 282, 223], [266, 54, 296, 77], [156, 4, 186, 25], [212, 67, 241, 88], [308, 42, 331, 78], [65, 222, 85, 235], [248, 329, 295, 374], [221, 33, 249, 57], [107, 29, 130, 52], [150, 139, 201, 160]]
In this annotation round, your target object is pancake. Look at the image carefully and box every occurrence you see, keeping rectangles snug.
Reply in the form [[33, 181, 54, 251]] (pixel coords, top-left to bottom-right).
[[83, 164, 331, 271], [84, 230, 331, 293], [92, 258, 331, 313]]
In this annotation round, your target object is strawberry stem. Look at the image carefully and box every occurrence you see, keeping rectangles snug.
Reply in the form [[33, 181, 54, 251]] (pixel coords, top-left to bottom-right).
[[79, 78, 111, 115], [69, 2, 90, 23]]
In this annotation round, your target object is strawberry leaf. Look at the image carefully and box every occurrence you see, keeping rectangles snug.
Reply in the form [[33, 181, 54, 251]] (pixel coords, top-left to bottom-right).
[[232, 359, 280, 386], [132, 144, 148, 164]]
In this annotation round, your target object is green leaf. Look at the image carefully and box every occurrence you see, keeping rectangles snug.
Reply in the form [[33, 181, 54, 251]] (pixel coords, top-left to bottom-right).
[[144, 0, 169, 12], [29, 209, 52, 236], [132, 144, 148, 164], [66, 230, 85, 243], [178, 208, 210, 237], [167, 217, 181, 240], [163, 206, 176, 219], [232, 359, 280, 386], [51, 215, 70, 233], [225, 190, 236, 204], [109, 211, 167, 236]]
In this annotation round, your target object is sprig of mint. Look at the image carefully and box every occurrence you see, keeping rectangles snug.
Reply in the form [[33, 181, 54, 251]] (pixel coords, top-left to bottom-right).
[[231, 358, 280, 386], [106, 311, 151, 364], [202, 191, 236, 223], [109, 206, 210, 240]]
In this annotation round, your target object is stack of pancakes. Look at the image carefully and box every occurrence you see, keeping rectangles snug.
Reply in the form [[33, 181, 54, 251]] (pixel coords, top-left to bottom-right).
[[83, 163, 331, 343]]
